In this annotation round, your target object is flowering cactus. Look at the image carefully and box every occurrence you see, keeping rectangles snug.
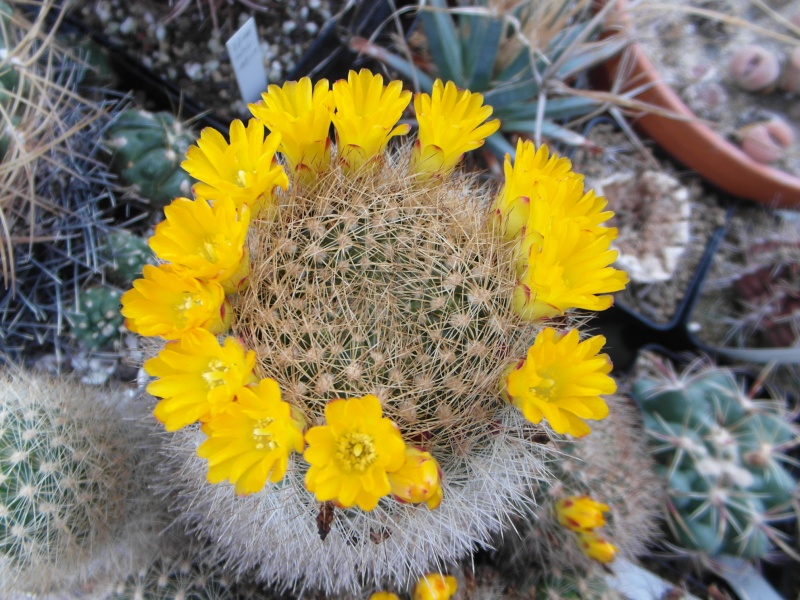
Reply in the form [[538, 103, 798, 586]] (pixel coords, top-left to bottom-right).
[[125, 69, 627, 595]]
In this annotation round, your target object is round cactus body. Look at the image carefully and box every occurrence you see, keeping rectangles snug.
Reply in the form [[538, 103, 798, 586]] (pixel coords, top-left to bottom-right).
[[0, 369, 149, 593], [632, 363, 800, 560], [99, 230, 154, 285], [107, 110, 195, 207], [68, 285, 125, 350]]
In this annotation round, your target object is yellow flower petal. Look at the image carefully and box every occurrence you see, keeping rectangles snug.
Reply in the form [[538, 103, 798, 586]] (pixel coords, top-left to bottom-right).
[[182, 119, 288, 215], [149, 196, 250, 293], [197, 377, 306, 494], [577, 530, 617, 563], [410, 79, 500, 180], [121, 264, 232, 340], [332, 69, 412, 174], [303, 394, 406, 511], [145, 329, 256, 431], [249, 77, 334, 186], [556, 496, 610, 532], [504, 328, 615, 437], [388, 447, 443, 509], [413, 574, 458, 600]]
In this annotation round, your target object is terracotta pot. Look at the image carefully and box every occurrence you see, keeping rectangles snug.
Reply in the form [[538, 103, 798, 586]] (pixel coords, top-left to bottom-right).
[[596, 2, 800, 210]]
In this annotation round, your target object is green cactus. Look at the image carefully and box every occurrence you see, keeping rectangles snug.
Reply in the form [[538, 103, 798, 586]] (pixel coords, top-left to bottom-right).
[[107, 109, 196, 207], [99, 230, 154, 285], [632, 361, 799, 560], [355, 0, 628, 155], [67, 285, 125, 350], [0, 368, 150, 594]]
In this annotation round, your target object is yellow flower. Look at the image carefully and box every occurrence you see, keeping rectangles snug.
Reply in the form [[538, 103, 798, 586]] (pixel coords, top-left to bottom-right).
[[576, 530, 617, 563], [148, 196, 251, 293], [248, 77, 334, 186], [331, 69, 412, 174], [412, 573, 458, 600], [504, 328, 615, 437], [516, 176, 615, 272], [145, 328, 257, 431], [512, 219, 628, 320], [304, 394, 406, 511], [388, 447, 443, 510], [197, 378, 306, 495], [182, 119, 289, 215], [369, 594, 401, 600], [556, 496, 610, 532], [410, 79, 500, 179], [121, 264, 232, 340], [490, 139, 581, 240]]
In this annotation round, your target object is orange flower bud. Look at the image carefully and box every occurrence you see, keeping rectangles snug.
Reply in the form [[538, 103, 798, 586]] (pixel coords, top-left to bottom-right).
[[388, 447, 443, 509], [369, 593, 401, 600], [413, 573, 457, 600], [577, 530, 617, 563], [556, 495, 610, 532]]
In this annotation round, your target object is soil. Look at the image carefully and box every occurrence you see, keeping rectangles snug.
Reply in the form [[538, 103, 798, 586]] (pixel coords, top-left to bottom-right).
[[570, 121, 728, 325], [629, 0, 800, 179], [67, 0, 341, 123]]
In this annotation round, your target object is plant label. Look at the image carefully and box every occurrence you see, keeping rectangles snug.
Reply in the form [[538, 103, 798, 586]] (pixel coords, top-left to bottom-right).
[[226, 17, 267, 105]]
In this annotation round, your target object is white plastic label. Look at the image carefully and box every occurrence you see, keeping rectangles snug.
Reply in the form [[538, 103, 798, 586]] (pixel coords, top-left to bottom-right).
[[226, 17, 267, 105]]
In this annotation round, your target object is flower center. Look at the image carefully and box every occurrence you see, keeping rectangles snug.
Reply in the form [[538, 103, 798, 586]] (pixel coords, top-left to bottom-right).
[[178, 292, 203, 321], [202, 359, 229, 388], [236, 169, 250, 188], [253, 417, 278, 450], [336, 432, 377, 472], [531, 375, 555, 400]]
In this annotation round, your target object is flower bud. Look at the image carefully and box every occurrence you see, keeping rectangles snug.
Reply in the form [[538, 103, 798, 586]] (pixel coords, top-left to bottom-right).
[[389, 447, 443, 509], [369, 593, 401, 600], [556, 495, 610, 531], [413, 573, 458, 600], [577, 530, 617, 563]]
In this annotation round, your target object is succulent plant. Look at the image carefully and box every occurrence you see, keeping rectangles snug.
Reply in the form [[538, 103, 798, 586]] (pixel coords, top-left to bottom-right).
[[631, 359, 799, 560], [107, 109, 196, 208], [0, 368, 155, 594], [67, 285, 125, 351], [353, 0, 628, 156], [125, 70, 626, 596], [0, 0, 132, 359], [99, 229, 155, 285], [498, 396, 662, 575]]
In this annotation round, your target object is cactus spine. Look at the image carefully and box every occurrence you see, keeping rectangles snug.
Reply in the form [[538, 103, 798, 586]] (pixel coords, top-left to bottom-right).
[[632, 359, 799, 560]]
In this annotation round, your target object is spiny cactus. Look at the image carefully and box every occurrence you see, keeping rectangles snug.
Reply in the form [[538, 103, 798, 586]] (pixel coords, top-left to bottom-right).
[[354, 0, 628, 155], [518, 568, 619, 600], [107, 109, 197, 208], [0, 0, 131, 359], [67, 285, 125, 351], [99, 230, 155, 285], [631, 358, 800, 560], [125, 70, 627, 595], [498, 396, 661, 575], [0, 368, 157, 594]]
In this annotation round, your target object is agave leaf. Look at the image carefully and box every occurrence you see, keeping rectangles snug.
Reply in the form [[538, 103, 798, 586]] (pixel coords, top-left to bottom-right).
[[483, 78, 540, 109], [485, 130, 517, 159], [419, 0, 464, 84], [350, 38, 435, 92], [496, 96, 601, 122], [459, 13, 504, 92], [555, 37, 629, 81], [708, 346, 800, 365], [502, 118, 588, 147], [494, 46, 535, 84]]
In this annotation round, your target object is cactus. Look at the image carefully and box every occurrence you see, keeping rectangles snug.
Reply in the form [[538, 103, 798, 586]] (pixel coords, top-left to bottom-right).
[[99, 230, 155, 285], [0, 368, 156, 594], [127, 71, 626, 596], [498, 397, 662, 576], [67, 285, 125, 351], [106, 109, 196, 208], [631, 358, 799, 560], [0, 1, 130, 359], [353, 0, 629, 155]]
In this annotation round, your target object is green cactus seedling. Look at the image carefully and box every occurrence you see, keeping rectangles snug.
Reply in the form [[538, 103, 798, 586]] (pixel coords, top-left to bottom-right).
[[67, 285, 125, 350], [107, 109, 196, 207], [99, 230, 154, 285], [632, 361, 799, 560]]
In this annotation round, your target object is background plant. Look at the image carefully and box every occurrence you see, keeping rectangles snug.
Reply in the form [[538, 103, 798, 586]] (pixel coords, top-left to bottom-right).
[[354, 0, 629, 156], [631, 355, 799, 562]]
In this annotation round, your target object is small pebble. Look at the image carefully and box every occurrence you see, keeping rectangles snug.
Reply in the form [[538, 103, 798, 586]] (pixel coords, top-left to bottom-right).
[[282, 20, 297, 34], [730, 45, 780, 92], [305, 22, 319, 35], [739, 119, 794, 164], [118, 16, 135, 34]]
